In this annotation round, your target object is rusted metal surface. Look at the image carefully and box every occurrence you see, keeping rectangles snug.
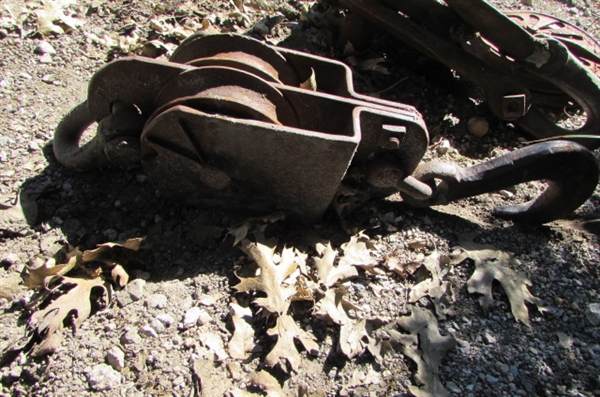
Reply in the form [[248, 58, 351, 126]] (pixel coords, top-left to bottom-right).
[[401, 141, 600, 224], [54, 33, 599, 223], [55, 34, 428, 220], [339, 0, 600, 148]]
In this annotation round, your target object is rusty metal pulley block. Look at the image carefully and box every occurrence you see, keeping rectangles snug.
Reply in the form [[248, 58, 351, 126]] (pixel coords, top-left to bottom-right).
[[53, 33, 599, 224]]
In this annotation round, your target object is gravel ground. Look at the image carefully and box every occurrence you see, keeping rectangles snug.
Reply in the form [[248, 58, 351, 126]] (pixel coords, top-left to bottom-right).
[[1, 0, 600, 396]]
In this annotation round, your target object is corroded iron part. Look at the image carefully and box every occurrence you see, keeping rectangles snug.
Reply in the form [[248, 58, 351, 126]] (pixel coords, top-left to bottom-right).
[[401, 140, 600, 224], [338, 0, 600, 148], [53, 33, 599, 224], [54, 34, 428, 221]]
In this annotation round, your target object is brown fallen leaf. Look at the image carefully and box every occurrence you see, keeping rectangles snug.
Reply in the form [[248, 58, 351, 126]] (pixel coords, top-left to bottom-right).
[[248, 370, 291, 397], [192, 358, 234, 397], [458, 234, 547, 326], [313, 243, 357, 288], [228, 302, 255, 360], [28, 276, 110, 356], [234, 239, 298, 315], [24, 256, 78, 290], [110, 264, 129, 288], [383, 256, 421, 279], [228, 211, 285, 246], [395, 306, 457, 397], [408, 251, 455, 319], [81, 237, 144, 262], [339, 318, 368, 358], [338, 233, 379, 272], [34, 0, 84, 36], [265, 314, 318, 372]]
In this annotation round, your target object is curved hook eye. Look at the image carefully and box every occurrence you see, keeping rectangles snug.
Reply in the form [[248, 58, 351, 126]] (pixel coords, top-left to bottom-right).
[[402, 141, 599, 224]]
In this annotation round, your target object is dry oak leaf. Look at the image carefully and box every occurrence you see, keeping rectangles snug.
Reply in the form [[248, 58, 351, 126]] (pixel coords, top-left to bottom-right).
[[408, 251, 455, 320], [314, 286, 367, 358], [265, 314, 318, 372], [314, 285, 359, 326], [24, 256, 77, 290], [228, 211, 285, 246], [396, 306, 457, 397], [228, 302, 255, 360], [339, 233, 379, 272], [199, 333, 228, 361], [339, 318, 369, 359], [28, 276, 110, 356], [35, 0, 84, 36], [383, 255, 421, 279], [82, 237, 144, 263], [248, 370, 292, 397], [458, 234, 547, 326], [234, 239, 298, 315], [313, 242, 357, 288]]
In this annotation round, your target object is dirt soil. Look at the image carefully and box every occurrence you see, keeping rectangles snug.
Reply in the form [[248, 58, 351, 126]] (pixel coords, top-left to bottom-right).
[[1, 0, 600, 396]]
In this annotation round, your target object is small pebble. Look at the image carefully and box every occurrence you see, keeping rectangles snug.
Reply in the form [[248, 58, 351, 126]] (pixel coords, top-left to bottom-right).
[[483, 331, 497, 344], [146, 293, 168, 309], [150, 318, 166, 334], [41, 74, 54, 84], [467, 116, 489, 137], [141, 325, 158, 338], [585, 303, 600, 325], [85, 364, 122, 391], [120, 328, 141, 345], [39, 53, 53, 64], [446, 381, 461, 394], [106, 346, 125, 371], [436, 139, 451, 155], [156, 313, 176, 326], [126, 279, 146, 301], [181, 307, 209, 329], [35, 40, 56, 55], [486, 375, 499, 384]]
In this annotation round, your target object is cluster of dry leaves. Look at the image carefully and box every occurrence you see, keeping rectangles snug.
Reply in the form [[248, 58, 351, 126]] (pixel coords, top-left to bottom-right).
[[0, 238, 142, 358], [0, 211, 548, 395], [223, 216, 546, 396], [1, 0, 84, 38]]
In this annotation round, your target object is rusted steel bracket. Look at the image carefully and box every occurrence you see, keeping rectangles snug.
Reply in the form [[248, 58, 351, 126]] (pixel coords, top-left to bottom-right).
[[54, 34, 599, 223], [55, 34, 428, 221], [337, 0, 600, 148]]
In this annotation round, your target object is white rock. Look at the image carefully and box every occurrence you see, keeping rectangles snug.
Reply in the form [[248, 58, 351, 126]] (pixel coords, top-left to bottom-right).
[[120, 328, 141, 345], [106, 346, 125, 371], [35, 40, 56, 55], [436, 139, 451, 155], [141, 325, 158, 338], [483, 331, 497, 344], [150, 318, 166, 334], [126, 279, 146, 301], [85, 364, 122, 391], [156, 313, 176, 326], [586, 303, 600, 326], [182, 307, 210, 329], [146, 293, 168, 309]]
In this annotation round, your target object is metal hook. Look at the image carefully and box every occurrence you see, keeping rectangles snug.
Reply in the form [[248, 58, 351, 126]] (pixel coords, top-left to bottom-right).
[[401, 140, 599, 223]]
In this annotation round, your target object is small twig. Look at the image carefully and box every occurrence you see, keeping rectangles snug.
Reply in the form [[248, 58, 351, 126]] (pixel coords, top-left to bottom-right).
[[375, 76, 409, 95]]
